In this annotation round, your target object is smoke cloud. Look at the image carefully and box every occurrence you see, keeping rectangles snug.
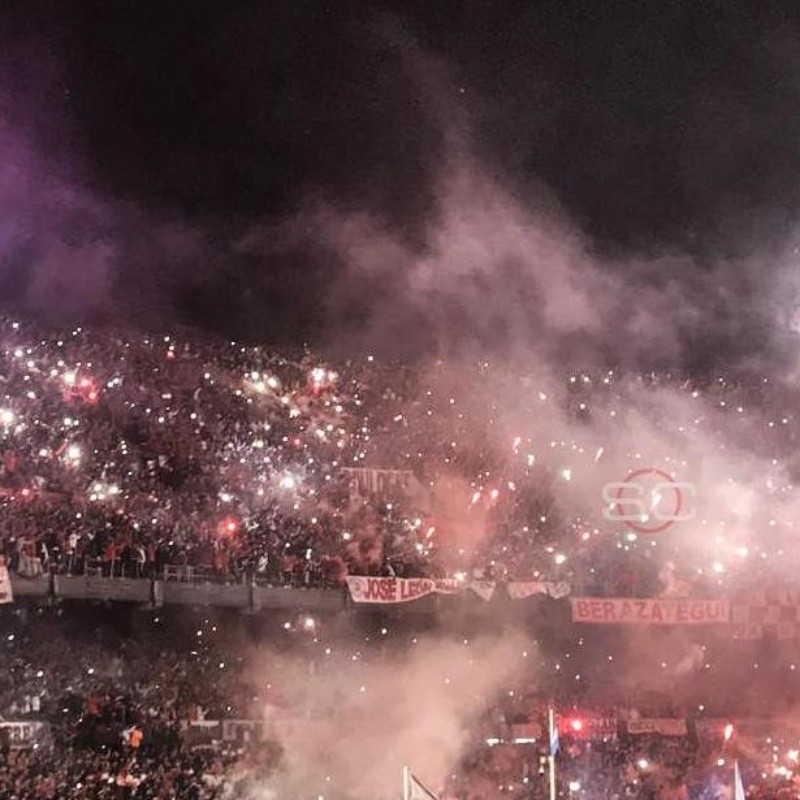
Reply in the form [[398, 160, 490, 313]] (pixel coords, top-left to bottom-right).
[[249, 631, 532, 799], [2, 4, 800, 372]]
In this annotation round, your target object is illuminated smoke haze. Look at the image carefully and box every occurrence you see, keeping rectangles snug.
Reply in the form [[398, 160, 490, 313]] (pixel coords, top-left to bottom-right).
[[246, 631, 532, 799], [2, 5, 800, 370]]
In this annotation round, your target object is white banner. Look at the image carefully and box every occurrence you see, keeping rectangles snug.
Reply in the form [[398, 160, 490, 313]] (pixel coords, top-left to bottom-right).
[[571, 597, 729, 625], [469, 580, 497, 602], [16, 553, 42, 580], [694, 718, 733, 739], [0, 721, 49, 747], [556, 715, 617, 738], [0, 559, 13, 603], [342, 468, 420, 499], [346, 576, 495, 604], [508, 581, 570, 600], [222, 719, 264, 743], [627, 718, 687, 736]]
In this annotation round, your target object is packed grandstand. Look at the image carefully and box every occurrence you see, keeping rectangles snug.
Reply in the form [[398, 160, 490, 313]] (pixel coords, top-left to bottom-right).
[[2, 319, 800, 798]]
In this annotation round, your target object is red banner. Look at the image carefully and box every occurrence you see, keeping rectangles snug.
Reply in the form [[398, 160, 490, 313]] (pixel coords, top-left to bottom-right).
[[511, 722, 542, 741], [571, 597, 729, 625], [627, 718, 687, 736]]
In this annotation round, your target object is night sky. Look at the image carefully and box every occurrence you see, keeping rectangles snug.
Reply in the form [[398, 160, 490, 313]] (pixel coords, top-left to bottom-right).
[[3, 0, 800, 363]]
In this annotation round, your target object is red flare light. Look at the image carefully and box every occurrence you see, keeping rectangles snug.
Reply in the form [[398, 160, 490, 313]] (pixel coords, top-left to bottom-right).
[[219, 517, 240, 537]]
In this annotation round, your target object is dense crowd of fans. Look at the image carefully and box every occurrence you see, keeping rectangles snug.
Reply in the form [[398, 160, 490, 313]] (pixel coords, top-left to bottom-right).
[[3, 319, 800, 796], [0, 603, 798, 798], [0, 318, 619, 590], [2, 318, 796, 598], [0, 605, 299, 798]]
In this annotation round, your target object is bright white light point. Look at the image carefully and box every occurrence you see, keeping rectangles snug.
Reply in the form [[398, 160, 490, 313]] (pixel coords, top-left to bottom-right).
[[712, 562, 724, 574], [638, 759, 648, 770], [626, 532, 637, 542], [736, 546, 749, 557], [0, 409, 13, 425], [561, 468, 572, 481], [554, 553, 567, 565], [724, 724, 734, 741], [569, 781, 581, 792], [280, 474, 297, 490]]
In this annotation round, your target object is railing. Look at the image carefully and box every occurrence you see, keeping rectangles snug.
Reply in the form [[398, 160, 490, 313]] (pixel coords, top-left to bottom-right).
[[10, 552, 351, 588]]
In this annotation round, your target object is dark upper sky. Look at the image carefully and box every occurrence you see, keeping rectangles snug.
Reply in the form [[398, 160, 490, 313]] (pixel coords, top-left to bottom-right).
[[3, 0, 800, 361]]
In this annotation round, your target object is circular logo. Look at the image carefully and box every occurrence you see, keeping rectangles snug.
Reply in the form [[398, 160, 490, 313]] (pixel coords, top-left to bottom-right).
[[610, 467, 685, 535]]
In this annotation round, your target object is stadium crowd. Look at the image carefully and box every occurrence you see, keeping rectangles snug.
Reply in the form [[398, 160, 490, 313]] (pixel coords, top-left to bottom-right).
[[1, 318, 795, 598], [0, 318, 638, 591], [3, 320, 800, 796], [0, 604, 798, 798]]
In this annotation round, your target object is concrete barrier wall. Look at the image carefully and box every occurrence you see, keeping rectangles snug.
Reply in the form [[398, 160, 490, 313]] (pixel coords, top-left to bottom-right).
[[10, 575, 51, 597], [252, 585, 345, 612], [10, 575, 345, 611], [156, 580, 250, 607], [54, 576, 152, 603]]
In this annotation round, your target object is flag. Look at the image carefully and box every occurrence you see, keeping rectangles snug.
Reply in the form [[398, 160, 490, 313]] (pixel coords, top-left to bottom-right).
[[734, 760, 745, 800], [549, 708, 559, 756], [406, 771, 439, 800]]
